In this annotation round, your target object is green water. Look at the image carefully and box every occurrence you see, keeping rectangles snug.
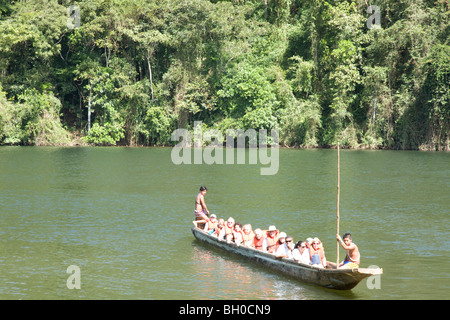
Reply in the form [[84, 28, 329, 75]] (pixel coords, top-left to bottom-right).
[[1, 147, 449, 299]]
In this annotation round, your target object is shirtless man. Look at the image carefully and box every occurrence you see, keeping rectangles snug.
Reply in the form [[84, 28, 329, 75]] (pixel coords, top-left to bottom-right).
[[194, 186, 209, 228], [336, 233, 360, 269]]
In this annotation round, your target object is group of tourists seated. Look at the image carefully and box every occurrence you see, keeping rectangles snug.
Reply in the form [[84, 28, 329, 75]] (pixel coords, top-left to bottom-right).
[[196, 215, 328, 268]]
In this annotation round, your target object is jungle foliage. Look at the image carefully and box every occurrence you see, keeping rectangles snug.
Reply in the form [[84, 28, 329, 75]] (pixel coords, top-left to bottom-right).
[[0, 0, 448, 149]]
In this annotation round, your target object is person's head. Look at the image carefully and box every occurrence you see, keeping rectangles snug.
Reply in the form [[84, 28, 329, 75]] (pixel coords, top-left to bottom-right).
[[278, 232, 286, 243], [234, 223, 242, 231], [217, 222, 223, 229], [267, 226, 278, 238], [342, 233, 352, 246], [254, 228, 263, 239], [199, 186, 207, 195], [312, 237, 321, 249], [210, 214, 217, 222], [285, 236, 294, 249], [297, 241, 306, 253], [227, 217, 235, 228], [243, 224, 252, 234]]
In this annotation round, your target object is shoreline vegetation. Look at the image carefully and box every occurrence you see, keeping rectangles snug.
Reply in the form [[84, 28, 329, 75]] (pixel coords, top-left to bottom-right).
[[0, 1, 448, 151], [1, 136, 447, 152]]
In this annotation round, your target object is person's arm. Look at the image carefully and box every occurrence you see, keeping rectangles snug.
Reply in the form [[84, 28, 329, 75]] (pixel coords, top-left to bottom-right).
[[292, 249, 301, 262], [336, 234, 355, 250], [275, 245, 287, 259]]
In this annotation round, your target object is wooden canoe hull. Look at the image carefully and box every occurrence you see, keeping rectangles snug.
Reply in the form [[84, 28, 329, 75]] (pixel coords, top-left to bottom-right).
[[191, 227, 382, 290]]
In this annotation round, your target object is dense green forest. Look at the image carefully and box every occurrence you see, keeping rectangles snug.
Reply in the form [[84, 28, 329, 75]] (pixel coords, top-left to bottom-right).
[[0, 0, 448, 149]]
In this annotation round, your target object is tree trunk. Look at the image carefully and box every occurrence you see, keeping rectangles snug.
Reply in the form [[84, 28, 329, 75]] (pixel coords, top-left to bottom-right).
[[88, 85, 92, 132], [147, 49, 154, 100]]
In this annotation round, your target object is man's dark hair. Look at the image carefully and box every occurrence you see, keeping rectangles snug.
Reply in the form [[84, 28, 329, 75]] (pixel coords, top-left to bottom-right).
[[343, 232, 352, 240], [200, 186, 207, 191]]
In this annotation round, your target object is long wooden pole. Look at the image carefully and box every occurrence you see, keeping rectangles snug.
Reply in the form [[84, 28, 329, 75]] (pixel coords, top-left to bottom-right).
[[336, 142, 340, 267]]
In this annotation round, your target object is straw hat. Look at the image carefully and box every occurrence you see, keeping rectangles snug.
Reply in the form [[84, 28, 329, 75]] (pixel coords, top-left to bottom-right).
[[268, 225, 278, 232]]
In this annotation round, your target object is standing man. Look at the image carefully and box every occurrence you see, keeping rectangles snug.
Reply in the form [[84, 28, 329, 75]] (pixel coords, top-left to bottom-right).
[[336, 232, 360, 269], [194, 186, 209, 228]]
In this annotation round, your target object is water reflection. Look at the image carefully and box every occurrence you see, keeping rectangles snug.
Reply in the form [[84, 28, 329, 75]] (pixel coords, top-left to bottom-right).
[[190, 242, 311, 300]]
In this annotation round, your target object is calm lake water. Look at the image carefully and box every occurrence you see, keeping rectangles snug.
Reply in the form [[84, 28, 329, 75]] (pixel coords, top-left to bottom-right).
[[1, 146, 449, 300]]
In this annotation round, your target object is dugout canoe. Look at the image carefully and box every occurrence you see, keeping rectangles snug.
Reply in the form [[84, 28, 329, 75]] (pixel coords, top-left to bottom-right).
[[191, 226, 383, 290]]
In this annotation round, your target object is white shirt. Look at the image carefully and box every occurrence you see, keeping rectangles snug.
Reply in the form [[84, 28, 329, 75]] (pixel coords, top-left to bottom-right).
[[275, 243, 293, 259], [293, 248, 311, 264], [218, 228, 225, 240]]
